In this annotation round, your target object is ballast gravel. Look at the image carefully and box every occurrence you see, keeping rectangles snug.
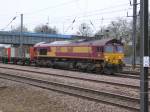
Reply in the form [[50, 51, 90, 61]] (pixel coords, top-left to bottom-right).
[[0, 67, 141, 98], [0, 78, 133, 112]]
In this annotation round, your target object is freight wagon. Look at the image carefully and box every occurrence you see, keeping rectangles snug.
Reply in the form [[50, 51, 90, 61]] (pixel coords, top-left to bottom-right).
[[0, 46, 34, 65]]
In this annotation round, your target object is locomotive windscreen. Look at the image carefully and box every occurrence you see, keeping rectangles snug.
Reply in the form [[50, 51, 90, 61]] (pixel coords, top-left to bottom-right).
[[116, 46, 124, 53], [105, 46, 114, 53]]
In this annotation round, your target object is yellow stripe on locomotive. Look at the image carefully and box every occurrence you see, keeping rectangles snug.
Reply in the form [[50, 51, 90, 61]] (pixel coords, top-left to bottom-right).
[[104, 53, 124, 64]]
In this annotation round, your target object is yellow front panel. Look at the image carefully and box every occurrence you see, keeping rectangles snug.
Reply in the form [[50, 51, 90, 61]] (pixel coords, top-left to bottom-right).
[[104, 53, 124, 64], [73, 47, 91, 53], [47, 47, 56, 56]]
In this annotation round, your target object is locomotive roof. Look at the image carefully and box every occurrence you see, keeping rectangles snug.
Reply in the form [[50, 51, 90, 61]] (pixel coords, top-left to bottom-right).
[[68, 38, 123, 46], [35, 38, 123, 47]]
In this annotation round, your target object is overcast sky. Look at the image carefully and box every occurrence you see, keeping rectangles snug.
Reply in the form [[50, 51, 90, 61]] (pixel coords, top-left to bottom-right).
[[0, 0, 140, 34]]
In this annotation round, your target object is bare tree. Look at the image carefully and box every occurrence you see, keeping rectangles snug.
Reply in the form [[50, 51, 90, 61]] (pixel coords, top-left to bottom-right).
[[34, 25, 58, 34], [11, 25, 28, 32], [77, 23, 93, 36], [107, 18, 132, 42], [95, 18, 132, 42], [95, 26, 109, 39]]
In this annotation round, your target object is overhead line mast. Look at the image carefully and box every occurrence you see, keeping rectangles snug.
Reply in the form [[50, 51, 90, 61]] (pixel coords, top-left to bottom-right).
[[132, 0, 137, 69], [20, 14, 23, 59], [140, 0, 149, 111]]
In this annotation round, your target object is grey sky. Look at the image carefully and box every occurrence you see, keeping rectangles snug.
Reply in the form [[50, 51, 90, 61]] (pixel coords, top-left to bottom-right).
[[0, 0, 140, 34]]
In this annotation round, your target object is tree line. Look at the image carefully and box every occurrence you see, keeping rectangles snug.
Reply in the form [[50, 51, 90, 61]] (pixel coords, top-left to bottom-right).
[[10, 18, 132, 41]]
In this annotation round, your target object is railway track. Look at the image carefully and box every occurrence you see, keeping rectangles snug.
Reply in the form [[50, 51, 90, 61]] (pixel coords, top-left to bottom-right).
[[0, 71, 144, 112], [122, 70, 150, 76], [119, 70, 150, 80], [123, 65, 150, 75], [0, 65, 148, 90], [115, 72, 150, 80], [0, 63, 149, 80]]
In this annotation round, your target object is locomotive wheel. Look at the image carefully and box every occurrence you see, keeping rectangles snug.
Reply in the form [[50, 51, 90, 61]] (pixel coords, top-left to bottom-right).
[[103, 67, 114, 75]]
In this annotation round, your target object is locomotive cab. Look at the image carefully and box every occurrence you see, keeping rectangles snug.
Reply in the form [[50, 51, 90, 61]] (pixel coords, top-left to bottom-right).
[[104, 45, 124, 64], [103, 41, 124, 73]]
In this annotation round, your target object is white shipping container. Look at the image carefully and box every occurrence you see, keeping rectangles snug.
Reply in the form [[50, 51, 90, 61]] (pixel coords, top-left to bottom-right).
[[11, 47, 15, 57], [7, 46, 31, 58], [2, 49, 5, 57], [5, 48, 9, 57], [0, 47, 5, 57], [24, 46, 30, 58], [14, 48, 17, 58], [17, 48, 22, 58], [25, 53, 30, 58], [15, 47, 28, 58]]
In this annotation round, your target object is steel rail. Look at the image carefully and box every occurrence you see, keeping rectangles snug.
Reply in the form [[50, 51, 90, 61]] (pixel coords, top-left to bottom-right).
[[115, 72, 150, 80], [0, 66, 148, 90], [0, 72, 142, 112]]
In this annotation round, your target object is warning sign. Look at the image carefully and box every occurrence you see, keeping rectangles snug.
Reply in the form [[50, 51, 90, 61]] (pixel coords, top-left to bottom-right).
[[143, 56, 150, 67]]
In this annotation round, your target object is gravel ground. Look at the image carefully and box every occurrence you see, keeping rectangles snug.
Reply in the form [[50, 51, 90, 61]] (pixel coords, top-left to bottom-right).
[[0, 68, 141, 98], [0, 63, 142, 86], [0, 78, 133, 112], [0, 63, 148, 111]]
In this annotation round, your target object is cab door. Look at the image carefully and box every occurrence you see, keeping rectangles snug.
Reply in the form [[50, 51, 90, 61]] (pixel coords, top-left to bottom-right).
[[92, 46, 104, 59]]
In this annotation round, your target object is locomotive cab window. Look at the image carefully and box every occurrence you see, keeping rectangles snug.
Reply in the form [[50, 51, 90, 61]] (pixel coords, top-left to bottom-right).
[[105, 46, 114, 53], [96, 47, 103, 52], [39, 49, 47, 55], [116, 46, 123, 53]]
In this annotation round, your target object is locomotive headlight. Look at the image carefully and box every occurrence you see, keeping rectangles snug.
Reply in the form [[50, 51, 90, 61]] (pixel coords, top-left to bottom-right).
[[105, 56, 108, 59], [118, 56, 121, 59], [105, 56, 109, 61], [105, 59, 109, 61]]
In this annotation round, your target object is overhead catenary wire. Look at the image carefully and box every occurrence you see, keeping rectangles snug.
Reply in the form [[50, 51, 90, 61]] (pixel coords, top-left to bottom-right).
[[24, 3, 130, 18], [22, 1, 133, 32], [25, 2, 129, 16], [0, 16, 17, 31], [64, 17, 76, 33], [23, 15, 132, 32], [48, 7, 133, 21], [76, 8, 133, 18], [24, 7, 133, 24], [24, 0, 80, 15], [89, 20, 96, 31], [1, 1, 133, 33], [84, 3, 129, 14]]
